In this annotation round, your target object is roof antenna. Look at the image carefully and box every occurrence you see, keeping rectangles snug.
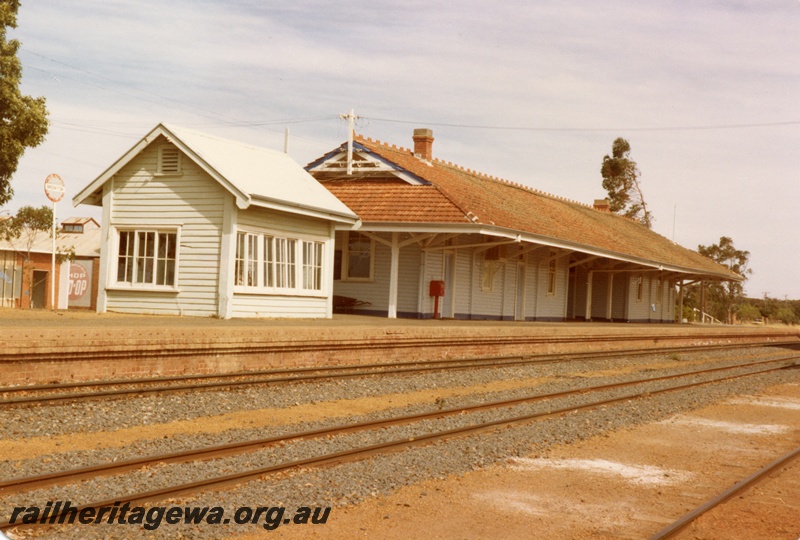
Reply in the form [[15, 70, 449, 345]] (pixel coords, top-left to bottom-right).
[[339, 109, 357, 174], [284, 126, 290, 154]]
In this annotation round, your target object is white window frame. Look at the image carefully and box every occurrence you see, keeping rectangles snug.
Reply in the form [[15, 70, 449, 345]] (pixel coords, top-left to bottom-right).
[[342, 231, 374, 282], [235, 232, 259, 287], [112, 227, 180, 291], [481, 259, 501, 292], [546, 251, 557, 296], [302, 240, 324, 291], [635, 275, 644, 303], [234, 228, 326, 296]]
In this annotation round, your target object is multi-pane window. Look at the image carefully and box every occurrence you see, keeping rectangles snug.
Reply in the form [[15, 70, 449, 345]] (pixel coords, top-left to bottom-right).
[[546, 251, 557, 295], [246, 234, 258, 286], [264, 235, 274, 287], [303, 241, 323, 291], [235, 232, 246, 286], [344, 232, 373, 280], [117, 230, 177, 287], [275, 238, 297, 289], [235, 232, 259, 287], [235, 230, 324, 293]]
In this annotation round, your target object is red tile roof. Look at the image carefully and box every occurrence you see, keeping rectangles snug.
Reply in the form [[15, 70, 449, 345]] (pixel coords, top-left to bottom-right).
[[324, 181, 470, 223], [313, 135, 739, 280]]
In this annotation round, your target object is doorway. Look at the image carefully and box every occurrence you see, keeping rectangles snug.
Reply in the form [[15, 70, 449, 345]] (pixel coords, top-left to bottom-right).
[[441, 252, 455, 318], [31, 270, 48, 309], [515, 261, 526, 321]]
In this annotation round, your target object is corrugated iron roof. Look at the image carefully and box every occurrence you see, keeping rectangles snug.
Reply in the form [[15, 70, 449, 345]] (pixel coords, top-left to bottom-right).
[[74, 124, 358, 225], [61, 217, 100, 229], [0, 227, 100, 258]]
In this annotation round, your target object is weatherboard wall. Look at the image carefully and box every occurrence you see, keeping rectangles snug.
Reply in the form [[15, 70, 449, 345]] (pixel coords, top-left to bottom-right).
[[332, 232, 422, 317], [332, 234, 575, 321], [104, 141, 226, 317]]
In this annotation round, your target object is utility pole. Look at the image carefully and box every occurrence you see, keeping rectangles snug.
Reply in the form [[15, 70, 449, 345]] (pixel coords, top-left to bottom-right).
[[339, 109, 357, 175]]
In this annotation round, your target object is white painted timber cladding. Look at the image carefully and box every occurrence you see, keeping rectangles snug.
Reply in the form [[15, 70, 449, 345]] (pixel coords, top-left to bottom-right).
[[524, 252, 540, 320], [230, 294, 327, 318], [455, 248, 474, 317], [332, 232, 421, 315], [421, 249, 444, 315], [502, 262, 516, 320], [612, 273, 628, 320], [627, 274, 651, 322], [331, 232, 572, 320], [237, 205, 330, 237], [470, 254, 502, 318], [591, 272, 609, 320], [623, 275, 675, 323], [530, 249, 568, 320], [106, 142, 225, 316]]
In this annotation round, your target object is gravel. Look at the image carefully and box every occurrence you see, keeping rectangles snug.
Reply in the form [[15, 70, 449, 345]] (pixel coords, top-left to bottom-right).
[[1, 345, 798, 539]]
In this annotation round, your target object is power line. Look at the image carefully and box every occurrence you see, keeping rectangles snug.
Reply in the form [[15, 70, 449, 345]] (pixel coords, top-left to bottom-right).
[[22, 50, 338, 132], [362, 116, 800, 133]]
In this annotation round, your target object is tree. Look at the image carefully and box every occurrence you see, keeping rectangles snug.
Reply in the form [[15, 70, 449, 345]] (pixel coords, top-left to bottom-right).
[[0, 204, 52, 257], [697, 236, 751, 324], [735, 302, 761, 323], [600, 138, 652, 228], [773, 306, 798, 326], [1, 0, 49, 206]]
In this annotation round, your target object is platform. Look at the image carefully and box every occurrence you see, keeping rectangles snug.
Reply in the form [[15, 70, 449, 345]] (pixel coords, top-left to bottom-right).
[[1, 309, 797, 385]]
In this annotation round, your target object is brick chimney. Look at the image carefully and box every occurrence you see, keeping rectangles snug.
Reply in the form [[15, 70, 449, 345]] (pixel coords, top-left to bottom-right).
[[593, 199, 611, 211], [413, 128, 434, 161]]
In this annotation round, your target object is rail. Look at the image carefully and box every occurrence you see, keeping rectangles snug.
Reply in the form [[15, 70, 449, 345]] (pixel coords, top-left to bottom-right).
[[1, 353, 797, 532]]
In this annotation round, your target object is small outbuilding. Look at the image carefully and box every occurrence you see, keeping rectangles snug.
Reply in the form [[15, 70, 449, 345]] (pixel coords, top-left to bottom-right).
[[73, 124, 358, 318], [0, 217, 100, 310]]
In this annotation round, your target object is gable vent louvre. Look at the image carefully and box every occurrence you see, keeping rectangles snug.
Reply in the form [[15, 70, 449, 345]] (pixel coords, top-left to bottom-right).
[[159, 147, 181, 173]]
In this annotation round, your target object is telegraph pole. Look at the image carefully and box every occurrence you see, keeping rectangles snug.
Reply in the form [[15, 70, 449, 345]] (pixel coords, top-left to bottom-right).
[[339, 109, 357, 174]]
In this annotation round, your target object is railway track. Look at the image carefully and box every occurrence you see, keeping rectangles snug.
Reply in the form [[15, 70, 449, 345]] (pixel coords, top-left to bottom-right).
[[4, 330, 796, 363], [2, 350, 797, 533], [2, 340, 798, 407], [648, 445, 800, 539]]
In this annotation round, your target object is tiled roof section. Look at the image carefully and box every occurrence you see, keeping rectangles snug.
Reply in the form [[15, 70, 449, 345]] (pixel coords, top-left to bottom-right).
[[348, 135, 739, 279], [323, 181, 470, 223]]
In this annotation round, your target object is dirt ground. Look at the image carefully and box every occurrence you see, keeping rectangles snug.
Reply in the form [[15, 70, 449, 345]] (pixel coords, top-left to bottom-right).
[[232, 381, 800, 540]]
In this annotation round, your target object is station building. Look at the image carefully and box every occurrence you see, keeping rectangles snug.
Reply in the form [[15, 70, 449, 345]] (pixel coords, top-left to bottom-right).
[[306, 129, 741, 322], [73, 124, 358, 318], [72, 124, 739, 321]]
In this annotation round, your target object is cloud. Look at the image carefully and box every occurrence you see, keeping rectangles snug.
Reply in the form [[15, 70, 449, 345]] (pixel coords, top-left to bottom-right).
[[9, 0, 800, 298]]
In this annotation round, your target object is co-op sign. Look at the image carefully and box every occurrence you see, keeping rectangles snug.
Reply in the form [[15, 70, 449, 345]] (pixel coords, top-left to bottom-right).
[[69, 261, 93, 308]]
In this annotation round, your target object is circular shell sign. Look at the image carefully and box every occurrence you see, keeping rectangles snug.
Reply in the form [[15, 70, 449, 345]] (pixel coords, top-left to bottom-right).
[[44, 173, 65, 203]]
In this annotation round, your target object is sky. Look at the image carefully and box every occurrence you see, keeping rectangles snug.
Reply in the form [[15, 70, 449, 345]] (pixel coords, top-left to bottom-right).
[[6, 0, 800, 299]]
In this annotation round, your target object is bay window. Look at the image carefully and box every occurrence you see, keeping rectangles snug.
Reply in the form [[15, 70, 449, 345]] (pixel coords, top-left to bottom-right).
[[235, 229, 324, 293]]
